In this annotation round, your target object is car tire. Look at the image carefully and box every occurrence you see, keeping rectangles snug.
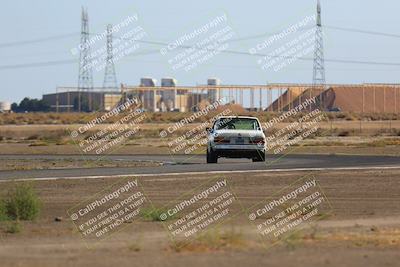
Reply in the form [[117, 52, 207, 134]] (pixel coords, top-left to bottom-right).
[[252, 152, 265, 162], [207, 149, 218, 163]]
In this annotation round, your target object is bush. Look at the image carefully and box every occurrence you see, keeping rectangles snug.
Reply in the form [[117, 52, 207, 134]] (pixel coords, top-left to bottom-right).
[[6, 221, 21, 233], [140, 207, 172, 221], [338, 130, 350, 137], [0, 200, 8, 221], [5, 183, 41, 220]]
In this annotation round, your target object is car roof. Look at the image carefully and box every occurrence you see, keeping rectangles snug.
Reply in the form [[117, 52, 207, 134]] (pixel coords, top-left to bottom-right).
[[216, 116, 259, 120]]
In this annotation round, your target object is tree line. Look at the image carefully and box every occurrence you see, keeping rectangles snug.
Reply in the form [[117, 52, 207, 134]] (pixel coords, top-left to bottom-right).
[[11, 98, 50, 112]]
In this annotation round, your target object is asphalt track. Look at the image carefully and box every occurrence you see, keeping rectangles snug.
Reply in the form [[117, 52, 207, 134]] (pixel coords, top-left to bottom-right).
[[0, 154, 399, 181]]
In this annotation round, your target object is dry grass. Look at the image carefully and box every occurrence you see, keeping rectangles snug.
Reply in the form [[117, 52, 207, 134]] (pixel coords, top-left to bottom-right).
[[169, 227, 246, 252], [0, 158, 161, 171], [320, 227, 400, 247], [273, 225, 400, 249], [277, 225, 400, 248], [127, 240, 142, 252], [1, 121, 400, 143], [1, 111, 400, 125]]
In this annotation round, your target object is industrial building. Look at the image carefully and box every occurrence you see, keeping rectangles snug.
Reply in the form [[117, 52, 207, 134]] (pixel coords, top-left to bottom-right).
[[122, 82, 400, 113], [45, 1, 399, 115], [0, 101, 11, 113], [43, 81, 400, 114], [124, 78, 215, 112], [42, 89, 121, 112]]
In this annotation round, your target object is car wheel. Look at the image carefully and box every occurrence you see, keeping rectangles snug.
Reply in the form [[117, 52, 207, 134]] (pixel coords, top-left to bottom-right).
[[207, 149, 218, 163], [252, 152, 265, 162]]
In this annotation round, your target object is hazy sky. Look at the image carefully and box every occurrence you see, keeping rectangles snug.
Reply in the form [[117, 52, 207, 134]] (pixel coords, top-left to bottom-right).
[[1, 0, 400, 103]]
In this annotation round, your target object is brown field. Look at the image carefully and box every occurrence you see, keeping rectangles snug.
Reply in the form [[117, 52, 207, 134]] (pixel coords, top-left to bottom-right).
[[0, 169, 399, 267], [1, 111, 400, 125], [0, 121, 399, 157], [0, 113, 399, 266], [0, 158, 160, 171]]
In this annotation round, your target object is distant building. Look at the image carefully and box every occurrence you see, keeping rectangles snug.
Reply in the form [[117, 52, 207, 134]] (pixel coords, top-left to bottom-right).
[[122, 78, 222, 112], [0, 101, 11, 113], [160, 78, 177, 111], [140, 77, 157, 87], [138, 77, 157, 112], [42, 91, 122, 112], [207, 78, 221, 103]]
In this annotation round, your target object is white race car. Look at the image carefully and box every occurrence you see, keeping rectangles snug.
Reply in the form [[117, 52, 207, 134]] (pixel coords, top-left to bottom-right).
[[206, 116, 266, 163]]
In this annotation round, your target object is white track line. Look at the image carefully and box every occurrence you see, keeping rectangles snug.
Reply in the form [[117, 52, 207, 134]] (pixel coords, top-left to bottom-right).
[[0, 165, 399, 182]]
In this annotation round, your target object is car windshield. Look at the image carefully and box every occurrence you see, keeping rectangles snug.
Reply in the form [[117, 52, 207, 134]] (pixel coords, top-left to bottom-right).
[[214, 118, 261, 130]]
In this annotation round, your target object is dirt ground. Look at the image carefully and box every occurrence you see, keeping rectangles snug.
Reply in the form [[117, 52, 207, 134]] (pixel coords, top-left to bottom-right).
[[1, 122, 400, 158], [0, 158, 160, 171], [1, 133, 400, 158], [0, 169, 399, 267]]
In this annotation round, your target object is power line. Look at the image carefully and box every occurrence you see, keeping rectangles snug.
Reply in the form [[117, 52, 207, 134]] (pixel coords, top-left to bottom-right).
[[0, 22, 309, 51], [110, 26, 400, 66], [324, 25, 400, 39], [2, 43, 400, 71], [0, 33, 79, 48], [3, 25, 400, 71], [0, 59, 76, 70], [0, 50, 164, 70], [1, 24, 399, 51], [222, 25, 314, 43], [129, 37, 400, 67], [95, 24, 314, 47], [1, 23, 399, 59]]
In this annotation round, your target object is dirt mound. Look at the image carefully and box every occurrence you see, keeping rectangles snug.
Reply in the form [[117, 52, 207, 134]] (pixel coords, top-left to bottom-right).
[[267, 85, 400, 113], [215, 103, 246, 114], [267, 87, 307, 111], [322, 86, 399, 113]]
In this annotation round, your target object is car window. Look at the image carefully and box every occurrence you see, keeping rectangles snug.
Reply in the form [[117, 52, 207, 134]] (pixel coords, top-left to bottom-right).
[[214, 118, 260, 130]]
